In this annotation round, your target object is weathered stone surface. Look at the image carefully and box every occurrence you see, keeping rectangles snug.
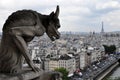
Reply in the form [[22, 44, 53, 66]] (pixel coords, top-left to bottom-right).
[[0, 69, 62, 80], [0, 5, 60, 73], [0, 70, 43, 80], [0, 5, 61, 80]]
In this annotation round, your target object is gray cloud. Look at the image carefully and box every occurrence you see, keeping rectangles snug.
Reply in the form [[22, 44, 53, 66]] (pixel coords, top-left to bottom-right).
[[0, 0, 120, 32]]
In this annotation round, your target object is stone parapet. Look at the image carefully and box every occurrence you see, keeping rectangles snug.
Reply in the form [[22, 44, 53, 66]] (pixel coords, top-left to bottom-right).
[[0, 69, 62, 80]]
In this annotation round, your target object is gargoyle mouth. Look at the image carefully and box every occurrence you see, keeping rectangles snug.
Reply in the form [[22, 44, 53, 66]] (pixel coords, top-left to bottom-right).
[[50, 35, 60, 41], [47, 30, 60, 41]]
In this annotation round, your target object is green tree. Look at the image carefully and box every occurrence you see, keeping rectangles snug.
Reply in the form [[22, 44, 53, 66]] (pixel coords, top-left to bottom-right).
[[103, 45, 116, 54], [54, 67, 69, 80]]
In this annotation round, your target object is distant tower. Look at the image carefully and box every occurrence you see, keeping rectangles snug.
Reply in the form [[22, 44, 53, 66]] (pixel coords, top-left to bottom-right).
[[101, 21, 104, 34]]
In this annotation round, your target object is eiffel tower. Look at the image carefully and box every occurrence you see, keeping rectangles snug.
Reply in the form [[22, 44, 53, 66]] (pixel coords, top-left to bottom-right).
[[101, 21, 104, 34]]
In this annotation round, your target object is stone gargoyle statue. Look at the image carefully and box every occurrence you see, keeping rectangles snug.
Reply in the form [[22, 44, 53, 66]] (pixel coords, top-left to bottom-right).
[[0, 5, 61, 79]]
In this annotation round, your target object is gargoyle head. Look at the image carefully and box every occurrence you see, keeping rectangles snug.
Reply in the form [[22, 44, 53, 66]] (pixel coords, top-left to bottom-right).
[[46, 5, 61, 41]]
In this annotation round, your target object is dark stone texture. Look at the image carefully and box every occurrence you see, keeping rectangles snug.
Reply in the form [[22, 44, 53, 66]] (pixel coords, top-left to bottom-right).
[[0, 5, 60, 73], [0, 69, 62, 80], [0, 70, 43, 80], [0, 5, 62, 80]]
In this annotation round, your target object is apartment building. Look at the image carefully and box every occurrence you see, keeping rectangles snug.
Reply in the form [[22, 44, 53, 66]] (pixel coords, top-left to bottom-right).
[[44, 54, 76, 73]]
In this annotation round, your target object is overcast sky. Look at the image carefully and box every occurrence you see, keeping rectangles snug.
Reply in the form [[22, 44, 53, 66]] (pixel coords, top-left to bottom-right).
[[0, 0, 120, 32]]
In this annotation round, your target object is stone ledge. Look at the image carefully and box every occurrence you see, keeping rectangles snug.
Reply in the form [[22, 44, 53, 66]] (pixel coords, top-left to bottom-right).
[[0, 70, 44, 80], [0, 69, 62, 80]]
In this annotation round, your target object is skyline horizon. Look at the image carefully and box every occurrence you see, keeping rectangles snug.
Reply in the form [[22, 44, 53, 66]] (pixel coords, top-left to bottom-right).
[[0, 0, 120, 32]]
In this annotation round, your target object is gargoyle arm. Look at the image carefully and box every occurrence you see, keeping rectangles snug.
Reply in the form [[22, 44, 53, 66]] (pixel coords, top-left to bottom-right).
[[10, 26, 38, 72]]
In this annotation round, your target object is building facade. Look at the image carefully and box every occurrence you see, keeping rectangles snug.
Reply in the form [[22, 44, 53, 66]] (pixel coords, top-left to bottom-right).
[[44, 54, 76, 73]]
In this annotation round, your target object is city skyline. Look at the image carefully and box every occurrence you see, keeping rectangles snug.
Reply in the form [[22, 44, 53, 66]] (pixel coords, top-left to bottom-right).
[[0, 0, 120, 32]]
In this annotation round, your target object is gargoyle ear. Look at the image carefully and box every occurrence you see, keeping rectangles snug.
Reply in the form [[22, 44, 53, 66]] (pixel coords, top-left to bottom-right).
[[55, 5, 59, 17], [49, 11, 54, 18]]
